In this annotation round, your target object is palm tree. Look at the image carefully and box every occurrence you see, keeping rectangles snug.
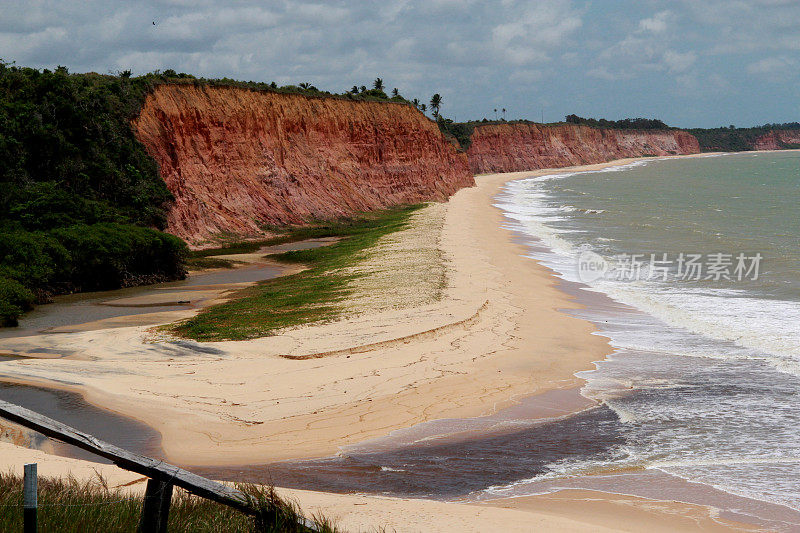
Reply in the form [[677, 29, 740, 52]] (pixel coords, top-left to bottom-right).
[[494, 108, 498, 120], [373, 78, 384, 91], [351, 85, 359, 94], [360, 85, 367, 93], [299, 82, 311, 90], [420, 103, 427, 114], [502, 108, 506, 120], [412, 98, 420, 109], [392, 88, 399, 97], [430, 93, 442, 118]]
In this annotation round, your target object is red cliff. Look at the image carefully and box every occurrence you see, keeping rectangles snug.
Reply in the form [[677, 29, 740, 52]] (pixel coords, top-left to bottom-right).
[[133, 85, 473, 246], [753, 130, 800, 151], [466, 123, 700, 174]]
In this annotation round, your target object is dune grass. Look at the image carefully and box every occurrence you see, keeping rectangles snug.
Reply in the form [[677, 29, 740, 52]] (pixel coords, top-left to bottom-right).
[[168, 205, 422, 341], [0, 473, 336, 533]]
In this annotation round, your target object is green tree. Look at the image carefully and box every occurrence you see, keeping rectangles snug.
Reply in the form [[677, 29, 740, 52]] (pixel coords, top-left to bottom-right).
[[391, 88, 399, 97], [373, 77, 384, 91], [430, 93, 442, 118]]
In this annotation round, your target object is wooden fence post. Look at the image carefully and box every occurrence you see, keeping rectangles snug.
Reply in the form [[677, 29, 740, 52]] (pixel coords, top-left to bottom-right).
[[23, 463, 37, 533], [138, 478, 173, 533]]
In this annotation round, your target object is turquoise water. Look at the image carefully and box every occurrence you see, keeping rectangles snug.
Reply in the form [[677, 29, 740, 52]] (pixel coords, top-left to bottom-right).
[[540, 152, 800, 298], [492, 151, 800, 516]]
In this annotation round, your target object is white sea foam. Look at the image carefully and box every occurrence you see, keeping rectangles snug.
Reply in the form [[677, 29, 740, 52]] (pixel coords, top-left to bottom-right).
[[496, 172, 800, 374], [488, 154, 800, 512]]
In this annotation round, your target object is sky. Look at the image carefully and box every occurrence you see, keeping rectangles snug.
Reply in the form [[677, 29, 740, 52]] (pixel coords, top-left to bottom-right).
[[1, 0, 798, 128]]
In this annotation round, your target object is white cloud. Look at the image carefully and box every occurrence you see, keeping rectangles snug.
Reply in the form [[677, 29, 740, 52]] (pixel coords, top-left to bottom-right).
[[638, 10, 672, 33], [491, 1, 582, 65], [746, 55, 796, 81], [663, 50, 696, 73]]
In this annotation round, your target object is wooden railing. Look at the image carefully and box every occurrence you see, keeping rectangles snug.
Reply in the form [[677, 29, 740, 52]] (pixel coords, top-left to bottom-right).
[[0, 399, 318, 532]]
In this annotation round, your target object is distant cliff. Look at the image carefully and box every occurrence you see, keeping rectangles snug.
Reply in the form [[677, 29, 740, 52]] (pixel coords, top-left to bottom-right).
[[465, 123, 700, 174], [752, 129, 800, 150], [689, 125, 800, 152], [133, 85, 473, 246]]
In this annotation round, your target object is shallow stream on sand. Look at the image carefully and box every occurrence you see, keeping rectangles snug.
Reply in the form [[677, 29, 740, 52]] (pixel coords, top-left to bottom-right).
[[0, 237, 336, 339]]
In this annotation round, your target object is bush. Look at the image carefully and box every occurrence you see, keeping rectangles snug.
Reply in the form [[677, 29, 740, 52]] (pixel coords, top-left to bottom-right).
[[0, 230, 70, 288], [0, 276, 34, 326], [0, 61, 172, 229], [564, 114, 671, 130], [0, 62, 193, 325], [0, 224, 186, 323], [51, 223, 187, 291]]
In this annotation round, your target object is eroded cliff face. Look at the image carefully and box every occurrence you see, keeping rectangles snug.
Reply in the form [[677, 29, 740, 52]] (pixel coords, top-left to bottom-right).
[[466, 123, 700, 174], [753, 130, 800, 151], [133, 85, 473, 246]]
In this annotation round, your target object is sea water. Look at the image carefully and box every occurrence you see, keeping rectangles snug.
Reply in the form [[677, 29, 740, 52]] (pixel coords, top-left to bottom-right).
[[487, 151, 800, 512]]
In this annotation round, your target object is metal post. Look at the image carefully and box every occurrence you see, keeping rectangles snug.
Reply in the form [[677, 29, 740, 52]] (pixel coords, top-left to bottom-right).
[[23, 463, 37, 533], [138, 478, 173, 533]]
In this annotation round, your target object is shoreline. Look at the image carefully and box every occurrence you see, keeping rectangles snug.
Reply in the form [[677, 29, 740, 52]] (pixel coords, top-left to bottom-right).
[[0, 152, 743, 465], [0, 152, 780, 530]]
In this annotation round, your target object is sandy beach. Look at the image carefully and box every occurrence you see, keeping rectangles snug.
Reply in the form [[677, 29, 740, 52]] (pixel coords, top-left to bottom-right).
[[0, 162, 620, 465], [0, 154, 765, 531]]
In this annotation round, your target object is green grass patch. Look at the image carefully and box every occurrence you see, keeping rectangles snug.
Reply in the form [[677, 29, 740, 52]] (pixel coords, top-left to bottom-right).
[[190, 240, 274, 259], [169, 205, 422, 341], [0, 473, 336, 532], [186, 257, 241, 270]]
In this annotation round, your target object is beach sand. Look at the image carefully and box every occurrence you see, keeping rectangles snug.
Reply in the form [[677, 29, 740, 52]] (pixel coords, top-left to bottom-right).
[[0, 154, 760, 530], [0, 162, 620, 465]]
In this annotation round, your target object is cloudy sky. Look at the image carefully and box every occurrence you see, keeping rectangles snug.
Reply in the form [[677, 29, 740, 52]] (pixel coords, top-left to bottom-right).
[[1, 0, 798, 128]]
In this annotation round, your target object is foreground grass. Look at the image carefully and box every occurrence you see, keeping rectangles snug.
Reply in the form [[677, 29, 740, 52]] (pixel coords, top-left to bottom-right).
[[168, 205, 422, 341], [0, 473, 335, 533]]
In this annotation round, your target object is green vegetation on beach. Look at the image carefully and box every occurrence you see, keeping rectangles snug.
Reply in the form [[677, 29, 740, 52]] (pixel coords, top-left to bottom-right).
[[169, 205, 421, 341], [0, 473, 336, 532]]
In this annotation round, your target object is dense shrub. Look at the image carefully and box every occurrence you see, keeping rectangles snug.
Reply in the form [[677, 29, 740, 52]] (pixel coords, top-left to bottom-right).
[[0, 62, 172, 228], [51, 223, 187, 290], [565, 114, 671, 130], [0, 276, 34, 326], [0, 62, 190, 324], [436, 118, 475, 151]]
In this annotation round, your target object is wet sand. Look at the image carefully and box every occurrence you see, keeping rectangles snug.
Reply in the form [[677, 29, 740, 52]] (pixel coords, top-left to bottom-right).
[[0, 442, 760, 532]]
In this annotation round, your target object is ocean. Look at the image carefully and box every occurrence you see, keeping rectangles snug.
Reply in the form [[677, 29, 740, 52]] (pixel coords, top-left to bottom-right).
[[489, 151, 800, 519]]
